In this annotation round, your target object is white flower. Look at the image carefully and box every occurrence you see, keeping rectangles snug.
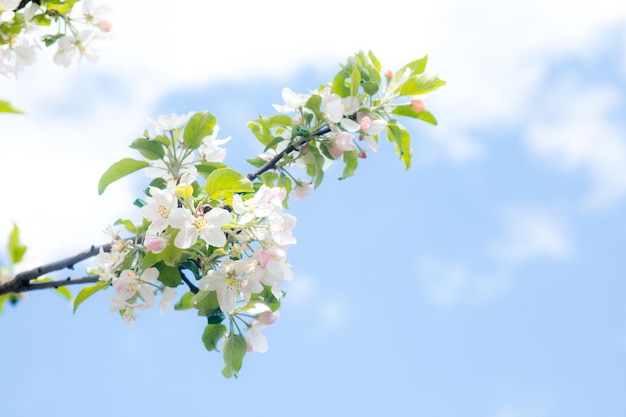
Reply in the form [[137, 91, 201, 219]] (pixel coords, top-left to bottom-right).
[[272, 87, 311, 113], [232, 185, 282, 224], [319, 88, 360, 130], [82, 0, 112, 31], [199, 259, 263, 314], [159, 287, 176, 314], [140, 187, 177, 234], [169, 206, 231, 249], [246, 320, 269, 353], [268, 212, 297, 246], [328, 131, 356, 159], [293, 182, 313, 200], [53, 30, 107, 68], [198, 125, 231, 163], [147, 112, 194, 135], [0, 0, 19, 24], [112, 268, 159, 308], [256, 246, 293, 299]]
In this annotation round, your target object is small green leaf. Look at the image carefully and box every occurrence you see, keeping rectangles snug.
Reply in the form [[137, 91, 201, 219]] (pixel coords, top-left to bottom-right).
[[155, 262, 182, 288], [367, 50, 381, 72], [339, 150, 359, 180], [246, 156, 267, 168], [98, 158, 150, 195], [174, 291, 194, 310], [222, 333, 247, 378], [332, 70, 350, 98], [113, 218, 137, 234], [191, 290, 219, 311], [8, 223, 26, 264], [396, 55, 429, 78], [196, 162, 227, 178], [73, 281, 109, 313], [350, 65, 361, 96], [392, 106, 438, 125], [206, 168, 254, 200], [385, 121, 412, 169], [399, 74, 447, 96], [0, 100, 23, 114], [184, 111, 216, 150], [130, 138, 165, 160], [202, 323, 227, 351]]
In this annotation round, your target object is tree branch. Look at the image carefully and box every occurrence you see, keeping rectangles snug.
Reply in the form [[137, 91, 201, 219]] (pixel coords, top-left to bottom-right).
[[247, 125, 331, 182], [27, 276, 101, 292], [0, 243, 110, 296]]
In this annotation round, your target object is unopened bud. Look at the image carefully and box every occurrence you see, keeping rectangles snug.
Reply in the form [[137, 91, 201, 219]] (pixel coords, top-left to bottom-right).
[[384, 70, 393, 80], [358, 150, 367, 159], [410, 99, 426, 113]]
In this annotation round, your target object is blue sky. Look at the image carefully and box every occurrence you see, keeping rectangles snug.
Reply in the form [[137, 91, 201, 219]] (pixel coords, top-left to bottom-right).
[[2, 1, 626, 416]]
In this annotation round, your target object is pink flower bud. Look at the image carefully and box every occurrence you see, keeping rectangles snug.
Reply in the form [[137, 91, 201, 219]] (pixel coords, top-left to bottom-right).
[[360, 116, 372, 131], [384, 70, 393, 80], [411, 99, 426, 113], [258, 310, 279, 325], [97, 20, 113, 33], [257, 250, 271, 268], [145, 236, 167, 253], [293, 114, 302, 124], [358, 150, 367, 159]]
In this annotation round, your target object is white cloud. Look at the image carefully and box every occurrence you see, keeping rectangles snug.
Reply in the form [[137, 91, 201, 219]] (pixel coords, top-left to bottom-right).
[[489, 208, 573, 264], [415, 256, 512, 307], [525, 82, 626, 209], [284, 272, 350, 333]]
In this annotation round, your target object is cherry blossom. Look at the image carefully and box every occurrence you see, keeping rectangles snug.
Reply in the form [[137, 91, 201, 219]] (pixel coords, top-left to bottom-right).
[[199, 259, 263, 314], [169, 206, 231, 249]]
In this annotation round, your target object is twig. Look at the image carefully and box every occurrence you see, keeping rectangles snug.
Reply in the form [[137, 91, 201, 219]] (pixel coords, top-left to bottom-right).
[[247, 125, 331, 182], [0, 243, 111, 295], [27, 276, 101, 292]]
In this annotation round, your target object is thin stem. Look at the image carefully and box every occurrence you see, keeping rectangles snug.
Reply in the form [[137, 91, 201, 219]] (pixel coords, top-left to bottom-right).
[[0, 243, 111, 296], [246, 124, 331, 182]]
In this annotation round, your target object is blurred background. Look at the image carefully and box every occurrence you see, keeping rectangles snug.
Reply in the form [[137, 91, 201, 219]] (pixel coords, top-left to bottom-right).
[[1, 1, 625, 416]]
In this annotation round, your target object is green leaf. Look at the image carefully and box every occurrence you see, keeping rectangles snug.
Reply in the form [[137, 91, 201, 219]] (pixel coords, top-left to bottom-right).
[[0, 100, 23, 114], [98, 158, 150, 195], [350, 65, 361, 96], [206, 168, 254, 200], [174, 291, 194, 310], [332, 70, 350, 98], [391, 106, 438, 125], [130, 138, 165, 160], [361, 81, 379, 95], [73, 281, 109, 313], [221, 333, 247, 378], [396, 55, 429, 78], [155, 262, 182, 288], [367, 50, 381, 72], [246, 156, 267, 168], [196, 162, 227, 178], [339, 150, 359, 180], [8, 223, 26, 264], [202, 323, 227, 351], [191, 290, 219, 311], [184, 111, 216, 150], [247, 119, 275, 146], [113, 218, 137, 234], [385, 121, 412, 169], [399, 74, 447, 96]]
